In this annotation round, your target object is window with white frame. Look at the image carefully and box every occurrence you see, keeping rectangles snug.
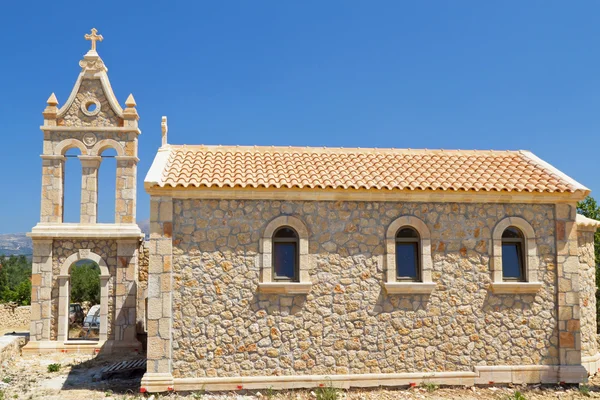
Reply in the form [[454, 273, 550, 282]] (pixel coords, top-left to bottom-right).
[[490, 217, 542, 294], [258, 216, 312, 294], [384, 216, 435, 294]]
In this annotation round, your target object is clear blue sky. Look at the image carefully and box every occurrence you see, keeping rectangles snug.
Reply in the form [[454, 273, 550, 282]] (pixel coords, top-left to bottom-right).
[[1, 1, 599, 233]]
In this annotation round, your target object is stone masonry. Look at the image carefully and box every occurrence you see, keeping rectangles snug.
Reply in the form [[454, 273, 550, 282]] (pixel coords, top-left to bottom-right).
[[170, 200, 560, 378], [26, 31, 144, 353], [578, 229, 598, 359]]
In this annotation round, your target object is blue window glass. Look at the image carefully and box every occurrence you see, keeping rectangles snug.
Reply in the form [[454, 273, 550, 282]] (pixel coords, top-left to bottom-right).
[[274, 242, 297, 280], [502, 243, 523, 280], [396, 242, 418, 280]]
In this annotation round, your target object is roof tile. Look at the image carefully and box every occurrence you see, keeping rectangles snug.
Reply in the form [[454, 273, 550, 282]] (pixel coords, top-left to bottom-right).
[[154, 146, 586, 194]]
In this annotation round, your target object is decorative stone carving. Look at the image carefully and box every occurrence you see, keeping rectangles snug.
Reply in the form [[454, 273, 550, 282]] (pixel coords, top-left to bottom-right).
[[78, 249, 91, 258], [82, 133, 98, 147], [79, 58, 106, 72], [80, 97, 101, 117]]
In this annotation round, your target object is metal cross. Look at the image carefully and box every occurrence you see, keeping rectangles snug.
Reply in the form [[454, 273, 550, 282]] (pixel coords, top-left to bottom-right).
[[84, 28, 103, 51]]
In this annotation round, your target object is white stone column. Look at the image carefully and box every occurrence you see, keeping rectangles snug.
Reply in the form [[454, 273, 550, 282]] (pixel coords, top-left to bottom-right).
[[56, 275, 69, 342], [79, 156, 101, 224], [99, 276, 109, 341]]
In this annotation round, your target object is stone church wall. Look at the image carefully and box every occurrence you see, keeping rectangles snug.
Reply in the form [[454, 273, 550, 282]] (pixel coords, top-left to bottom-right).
[[578, 230, 598, 358], [170, 200, 558, 378]]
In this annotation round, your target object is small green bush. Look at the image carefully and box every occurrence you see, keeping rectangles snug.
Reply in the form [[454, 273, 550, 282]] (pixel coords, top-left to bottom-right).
[[1, 377, 10, 384], [316, 384, 340, 400], [580, 384, 591, 397], [47, 363, 61, 373], [420, 381, 439, 392], [505, 391, 527, 400]]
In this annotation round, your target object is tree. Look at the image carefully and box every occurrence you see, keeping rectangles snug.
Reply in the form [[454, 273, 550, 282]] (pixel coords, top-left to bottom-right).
[[70, 262, 100, 305], [0, 255, 32, 306], [577, 196, 600, 333]]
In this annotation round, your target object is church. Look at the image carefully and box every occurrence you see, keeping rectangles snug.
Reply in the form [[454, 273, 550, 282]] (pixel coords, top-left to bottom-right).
[[24, 30, 600, 393]]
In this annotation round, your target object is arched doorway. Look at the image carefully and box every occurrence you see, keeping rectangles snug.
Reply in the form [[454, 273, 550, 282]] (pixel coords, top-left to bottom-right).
[[68, 261, 100, 340], [57, 250, 110, 342]]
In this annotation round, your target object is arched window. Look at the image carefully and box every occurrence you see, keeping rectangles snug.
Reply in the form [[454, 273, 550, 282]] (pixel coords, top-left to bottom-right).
[[395, 227, 420, 281], [384, 216, 435, 294], [501, 227, 525, 281], [259, 215, 311, 294], [490, 217, 542, 294], [272, 227, 299, 281]]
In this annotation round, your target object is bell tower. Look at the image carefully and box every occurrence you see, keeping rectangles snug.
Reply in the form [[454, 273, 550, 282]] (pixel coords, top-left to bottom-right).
[[25, 29, 144, 353]]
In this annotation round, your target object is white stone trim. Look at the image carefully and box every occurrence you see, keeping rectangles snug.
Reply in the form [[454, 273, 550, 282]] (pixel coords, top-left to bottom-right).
[[57, 63, 124, 119], [582, 352, 600, 374], [54, 139, 88, 156], [257, 282, 312, 294], [57, 250, 110, 342], [491, 216, 540, 286], [41, 126, 140, 134], [145, 186, 587, 203], [520, 151, 590, 193], [28, 223, 144, 239], [139, 364, 587, 392], [383, 216, 434, 294], [490, 282, 543, 294], [90, 139, 125, 157], [258, 216, 310, 292], [144, 148, 172, 188], [576, 214, 600, 232]]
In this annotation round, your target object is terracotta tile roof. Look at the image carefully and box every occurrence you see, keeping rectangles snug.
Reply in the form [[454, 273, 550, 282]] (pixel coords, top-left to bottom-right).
[[147, 145, 588, 194]]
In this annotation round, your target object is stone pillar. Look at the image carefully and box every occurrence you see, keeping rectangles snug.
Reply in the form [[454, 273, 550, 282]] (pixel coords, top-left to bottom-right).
[[114, 240, 140, 342], [99, 276, 109, 341], [56, 275, 69, 341], [29, 239, 53, 341], [40, 155, 64, 223], [141, 196, 174, 392], [79, 156, 101, 224], [556, 203, 587, 382], [115, 157, 137, 224], [578, 225, 599, 370]]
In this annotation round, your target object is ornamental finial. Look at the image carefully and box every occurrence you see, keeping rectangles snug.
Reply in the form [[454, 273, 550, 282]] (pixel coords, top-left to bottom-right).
[[84, 28, 103, 52]]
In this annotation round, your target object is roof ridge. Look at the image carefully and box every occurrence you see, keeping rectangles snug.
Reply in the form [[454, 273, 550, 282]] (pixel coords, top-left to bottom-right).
[[168, 144, 524, 155]]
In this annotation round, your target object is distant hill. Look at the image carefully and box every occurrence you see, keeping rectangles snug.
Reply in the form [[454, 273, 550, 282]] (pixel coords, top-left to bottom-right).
[[0, 233, 32, 256], [0, 220, 150, 256]]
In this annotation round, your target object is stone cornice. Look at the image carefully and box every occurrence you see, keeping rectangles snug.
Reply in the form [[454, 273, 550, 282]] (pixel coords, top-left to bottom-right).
[[28, 223, 144, 240], [144, 185, 588, 204], [40, 126, 141, 134]]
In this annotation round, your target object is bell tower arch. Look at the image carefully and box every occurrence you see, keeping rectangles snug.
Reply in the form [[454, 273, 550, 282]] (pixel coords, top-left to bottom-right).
[[24, 29, 144, 353]]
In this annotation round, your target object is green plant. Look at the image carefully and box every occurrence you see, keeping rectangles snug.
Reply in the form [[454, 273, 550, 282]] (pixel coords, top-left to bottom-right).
[[420, 381, 439, 392], [315, 383, 340, 400], [47, 363, 61, 373], [1, 377, 10, 384], [505, 391, 527, 400], [265, 386, 276, 399], [580, 384, 591, 397], [192, 385, 206, 399], [0, 390, 4, 400]]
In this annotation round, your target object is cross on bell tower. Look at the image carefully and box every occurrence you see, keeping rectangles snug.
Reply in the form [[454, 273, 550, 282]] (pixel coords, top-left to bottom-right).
[[84, 28, 103, 52]]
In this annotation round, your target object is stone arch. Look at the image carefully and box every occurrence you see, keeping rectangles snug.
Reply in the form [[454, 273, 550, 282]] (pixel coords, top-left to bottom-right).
[[57, 249, 109, 342], [258, 215, 311, 290], [90, 139, 125, 157], [55, 139, 87, 156], [491, 216, 539, 284], [386, 215, 431, 242], [59, 250, 109, 277], [384, 215, 434, 289]]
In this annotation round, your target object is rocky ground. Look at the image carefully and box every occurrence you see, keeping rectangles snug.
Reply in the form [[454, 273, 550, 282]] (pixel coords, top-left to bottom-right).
[[1, 352, 600, 399]]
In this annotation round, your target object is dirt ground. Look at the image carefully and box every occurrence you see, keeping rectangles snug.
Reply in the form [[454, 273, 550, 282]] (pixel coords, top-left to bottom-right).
[[2, 352, 600, 400]]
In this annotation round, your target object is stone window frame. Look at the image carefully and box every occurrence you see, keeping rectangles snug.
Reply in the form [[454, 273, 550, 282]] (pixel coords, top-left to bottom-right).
[[490, 216, 542, 294], [258, 216, 312, 294], [56, 249, 110, 342], [384, 216, 436, 294]]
